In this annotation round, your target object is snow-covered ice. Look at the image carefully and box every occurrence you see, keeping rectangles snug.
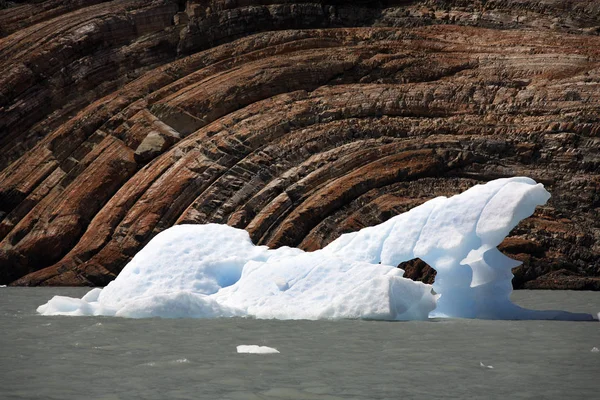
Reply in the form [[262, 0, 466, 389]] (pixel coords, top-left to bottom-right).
[[479, 362, 494, 369], [37, 177, 594, 321], [237, 345, 280, 354]]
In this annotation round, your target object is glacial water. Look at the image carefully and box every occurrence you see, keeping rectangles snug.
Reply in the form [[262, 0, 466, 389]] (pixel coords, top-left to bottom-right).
[[1, 288, 599, 400]]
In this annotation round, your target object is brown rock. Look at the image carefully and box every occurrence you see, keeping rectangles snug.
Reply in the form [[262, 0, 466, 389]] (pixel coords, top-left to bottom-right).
[[134, 132, 172, 164], [399, 258, 436, 285], [524, 270, 600, 291], [1, 1, 599, 288]]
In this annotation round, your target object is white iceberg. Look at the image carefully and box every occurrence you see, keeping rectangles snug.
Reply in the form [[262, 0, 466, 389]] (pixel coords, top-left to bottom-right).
[[479, 362, 494, 369], [37, 177, 594, 321], [237, 345, 280, 354]]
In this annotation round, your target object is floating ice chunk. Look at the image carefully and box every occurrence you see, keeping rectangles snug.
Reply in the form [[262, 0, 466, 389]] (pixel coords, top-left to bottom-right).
[[237, 345, 280, 354], [480, 362, 494, 369], [592, 347, 599, 353], [37, 177, 594, 321]]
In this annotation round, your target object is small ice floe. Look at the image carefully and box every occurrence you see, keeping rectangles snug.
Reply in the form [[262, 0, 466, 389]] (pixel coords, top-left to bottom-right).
[[0, 285, 6, 288], [237, 345, 280, 354], [591, 347, 599, 353], [171, 358, 190, 364], [480, 361, 494, 369]]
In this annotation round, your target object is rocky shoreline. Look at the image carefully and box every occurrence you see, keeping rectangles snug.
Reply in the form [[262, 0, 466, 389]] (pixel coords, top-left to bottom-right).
[[0, 1, 598, 289]]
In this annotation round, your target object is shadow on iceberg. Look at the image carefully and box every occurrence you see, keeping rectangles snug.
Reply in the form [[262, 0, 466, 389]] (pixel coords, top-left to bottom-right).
[[38, 177, 595, 321]]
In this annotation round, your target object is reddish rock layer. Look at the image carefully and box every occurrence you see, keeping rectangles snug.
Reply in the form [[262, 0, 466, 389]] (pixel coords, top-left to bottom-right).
[[0, 0, 599, 288]]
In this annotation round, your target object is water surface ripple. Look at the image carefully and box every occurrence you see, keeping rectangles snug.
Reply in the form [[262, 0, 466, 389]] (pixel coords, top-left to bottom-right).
[[1, 288, 599, 399]]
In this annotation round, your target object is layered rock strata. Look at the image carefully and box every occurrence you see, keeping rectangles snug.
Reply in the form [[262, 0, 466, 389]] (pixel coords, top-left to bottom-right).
[[1, 0, 599, 288]]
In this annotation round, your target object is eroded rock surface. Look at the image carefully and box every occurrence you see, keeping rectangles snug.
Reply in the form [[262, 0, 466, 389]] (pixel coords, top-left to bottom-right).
[[1, 0, 599, 287]]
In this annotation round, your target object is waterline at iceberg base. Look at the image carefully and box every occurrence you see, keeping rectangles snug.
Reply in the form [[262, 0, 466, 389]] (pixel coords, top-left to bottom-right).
[[38, 177, 594, 321]]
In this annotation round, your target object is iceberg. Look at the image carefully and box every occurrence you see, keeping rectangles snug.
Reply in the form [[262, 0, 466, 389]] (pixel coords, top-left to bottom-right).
[[237, 345, 280, 354], [37, 177, 593, 320]]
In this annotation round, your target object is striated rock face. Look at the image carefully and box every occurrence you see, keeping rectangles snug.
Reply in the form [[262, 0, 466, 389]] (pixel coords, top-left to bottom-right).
[[0, 0, 599, 288]]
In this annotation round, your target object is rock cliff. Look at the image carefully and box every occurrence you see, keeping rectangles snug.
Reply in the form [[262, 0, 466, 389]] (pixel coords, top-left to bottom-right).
[[1, 0, 599, 288]]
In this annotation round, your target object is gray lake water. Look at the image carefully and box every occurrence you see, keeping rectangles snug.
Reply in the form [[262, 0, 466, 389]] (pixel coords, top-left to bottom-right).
[[1, 288, 599, 400]]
